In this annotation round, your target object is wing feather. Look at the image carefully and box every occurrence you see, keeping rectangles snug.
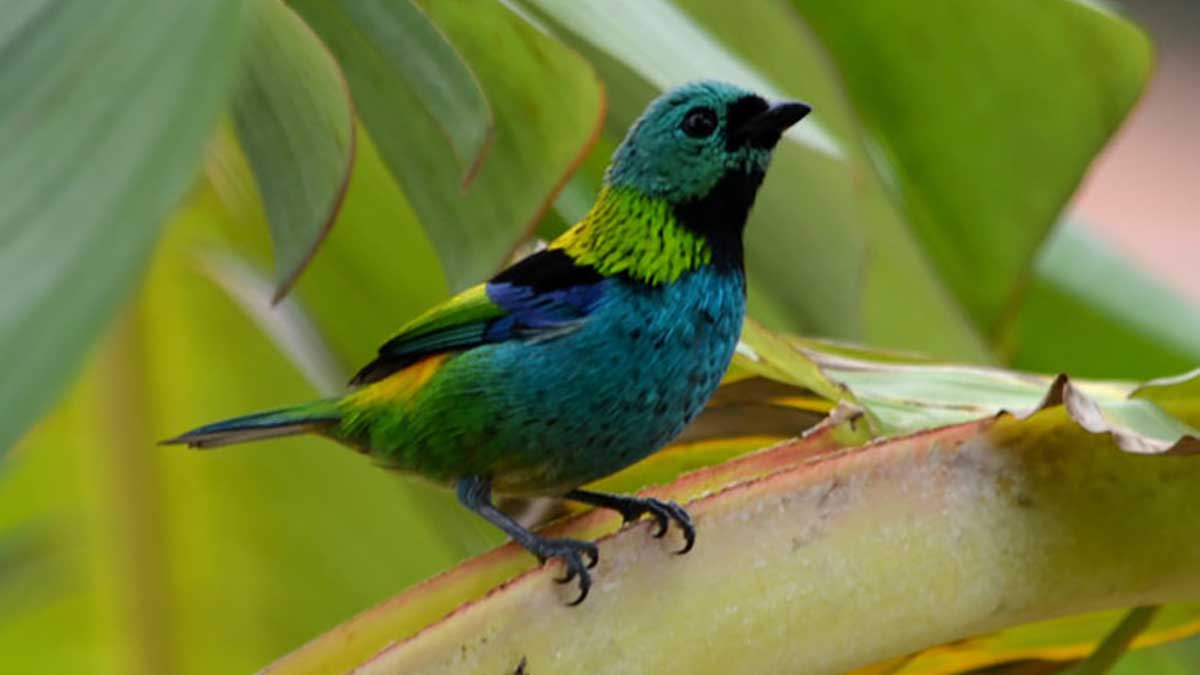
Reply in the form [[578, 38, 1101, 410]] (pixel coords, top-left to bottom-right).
[[349, 249, 607, 385]]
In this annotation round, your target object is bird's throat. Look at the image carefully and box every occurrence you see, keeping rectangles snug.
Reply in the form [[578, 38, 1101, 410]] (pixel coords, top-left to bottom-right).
[[671, 168, 763, 271]]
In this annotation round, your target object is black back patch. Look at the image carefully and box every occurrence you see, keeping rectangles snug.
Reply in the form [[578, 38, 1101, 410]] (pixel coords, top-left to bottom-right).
[[491, 248, 604, 291]]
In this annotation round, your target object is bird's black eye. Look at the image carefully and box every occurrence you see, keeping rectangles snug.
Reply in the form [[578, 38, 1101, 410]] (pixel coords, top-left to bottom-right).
[[680, 107, 718, 138]]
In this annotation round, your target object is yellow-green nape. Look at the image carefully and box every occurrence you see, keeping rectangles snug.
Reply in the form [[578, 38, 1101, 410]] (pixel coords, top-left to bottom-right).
[[550, 186, 712, 286]]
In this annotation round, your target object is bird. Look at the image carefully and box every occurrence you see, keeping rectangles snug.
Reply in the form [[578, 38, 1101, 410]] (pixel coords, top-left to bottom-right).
[[165, 80, 810, 604]]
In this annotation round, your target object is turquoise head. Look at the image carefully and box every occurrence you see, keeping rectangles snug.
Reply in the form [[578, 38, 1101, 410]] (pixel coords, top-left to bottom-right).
[[604, 81, 810, 204]]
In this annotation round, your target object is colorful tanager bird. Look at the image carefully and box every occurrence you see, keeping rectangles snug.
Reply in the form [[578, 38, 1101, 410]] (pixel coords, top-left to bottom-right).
[[167, 81, 810, 603]]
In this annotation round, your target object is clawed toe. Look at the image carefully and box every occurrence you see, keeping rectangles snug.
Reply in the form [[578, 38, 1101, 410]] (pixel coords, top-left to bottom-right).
[[622, 497, 695, 554], [535, 538, 599, 605], [562, 488, 697, 570], [644, 504, 671, 538], [661, 500, 696, 554]]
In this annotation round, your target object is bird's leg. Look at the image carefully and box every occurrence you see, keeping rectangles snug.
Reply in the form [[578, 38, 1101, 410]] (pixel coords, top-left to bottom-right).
[[456, 475, 599, 605], [564, 488, 696, 554]]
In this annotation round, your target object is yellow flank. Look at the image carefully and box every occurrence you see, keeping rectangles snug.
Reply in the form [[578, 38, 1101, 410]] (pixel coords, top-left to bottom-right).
[[347, 354, 449, 406], [550, 186, 712, 285]]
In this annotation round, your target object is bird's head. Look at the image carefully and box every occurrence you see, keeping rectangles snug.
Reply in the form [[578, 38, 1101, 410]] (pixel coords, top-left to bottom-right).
[[554, 81, 811, 280], [605, 80, 810, 205]]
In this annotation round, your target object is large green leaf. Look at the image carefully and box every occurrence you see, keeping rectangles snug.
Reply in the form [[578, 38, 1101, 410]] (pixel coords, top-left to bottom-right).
[[0, 128, 493, 674], [790, 0, 1153, 335], [342, 0, 493, 186], [1111, 635, 1200, 675], [1011, 222, 1200, 379], [0, 0, 243, 455], [1065, 607, 1160, 675], [198, 251, 346, 395], [856, 603, 1200, 674], [206, 122, 495, 549], [731, 327, 1199, 453], [680, 0, 1005, 360], [232, 0, 356, 301], [522, 0, 841, 157], [288, 0, 604, 291]]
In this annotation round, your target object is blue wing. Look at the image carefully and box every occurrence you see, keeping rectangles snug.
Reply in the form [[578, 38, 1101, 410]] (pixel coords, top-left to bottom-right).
[[350, 249, 608, 385]]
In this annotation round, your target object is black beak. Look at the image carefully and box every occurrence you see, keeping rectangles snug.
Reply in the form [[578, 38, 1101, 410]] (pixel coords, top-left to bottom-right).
[[734, 101, 812, 148]]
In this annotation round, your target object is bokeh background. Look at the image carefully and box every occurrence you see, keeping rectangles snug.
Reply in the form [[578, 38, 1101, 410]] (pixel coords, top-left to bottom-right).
[[0, 0, 1197, 673], [1076, 0, 1200, 308], [1079, 1, 1200, 670]]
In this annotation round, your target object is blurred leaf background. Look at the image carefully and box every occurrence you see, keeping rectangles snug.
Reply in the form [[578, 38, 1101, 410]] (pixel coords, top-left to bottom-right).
[[0, 0, 1197, 673]]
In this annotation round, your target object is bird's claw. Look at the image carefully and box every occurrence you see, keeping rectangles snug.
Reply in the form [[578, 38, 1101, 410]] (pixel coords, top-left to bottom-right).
[[619, 497, 696, 555], [534, 538, 599, 605]]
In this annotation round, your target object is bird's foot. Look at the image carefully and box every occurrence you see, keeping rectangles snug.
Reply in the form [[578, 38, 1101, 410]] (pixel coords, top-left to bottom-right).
[[614, 496, 696, 554], [566, 489, 696, 554], [531, 537, 599, 606]]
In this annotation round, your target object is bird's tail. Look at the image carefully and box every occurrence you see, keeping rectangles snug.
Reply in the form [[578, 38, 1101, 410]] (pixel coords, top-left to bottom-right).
[[162, 400, 341, 449]]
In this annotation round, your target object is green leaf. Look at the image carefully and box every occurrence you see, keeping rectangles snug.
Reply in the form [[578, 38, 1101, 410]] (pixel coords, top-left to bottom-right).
[[289, 0, 605, 290], [232, 0, 356, 301], [601, 325, 1200, 503], [342, 0, 493, 186], [206, 122, 494, 550], [522, 0, 841, 157], [800, 338, 1199, 452], [790, 0, 1153, 334], [1065, 607, 1160, 675], [683, 0, 990, 359], [1110, 635, 1200, 675], [1010, 222, 1200, 379], [0, 180, 478, 674], [197, 251, 346, 395], [735, 319, 862, 409], [877, 604, 1200, 674], [0, 0, 243, 455]]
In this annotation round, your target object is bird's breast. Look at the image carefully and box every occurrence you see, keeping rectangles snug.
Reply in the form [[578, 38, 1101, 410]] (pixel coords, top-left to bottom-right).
[[486, 266, 746, 492]]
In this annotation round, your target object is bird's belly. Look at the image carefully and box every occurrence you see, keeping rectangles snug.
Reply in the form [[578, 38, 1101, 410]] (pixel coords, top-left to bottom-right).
[[497, 323, 738, 492]]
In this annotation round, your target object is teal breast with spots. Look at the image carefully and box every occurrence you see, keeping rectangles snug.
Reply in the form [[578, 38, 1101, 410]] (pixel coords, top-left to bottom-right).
[[370, 266, 746, 495]]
